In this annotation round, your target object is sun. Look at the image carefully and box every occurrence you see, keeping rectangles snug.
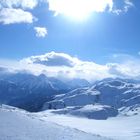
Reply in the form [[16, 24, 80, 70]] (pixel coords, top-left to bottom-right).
[[48, 0, 113, 20], [59, 0, 92, 20]]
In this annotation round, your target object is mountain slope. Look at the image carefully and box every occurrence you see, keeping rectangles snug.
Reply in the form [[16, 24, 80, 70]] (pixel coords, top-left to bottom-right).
[[0, 72, 90, 112], [0, 105, 109, 140], [42, 78, 140, 119]]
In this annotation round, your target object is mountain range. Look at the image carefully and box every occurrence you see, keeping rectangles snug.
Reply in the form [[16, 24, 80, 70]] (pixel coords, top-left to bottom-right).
[[0, 71, 89, 111], [0, 70, 140, 119]]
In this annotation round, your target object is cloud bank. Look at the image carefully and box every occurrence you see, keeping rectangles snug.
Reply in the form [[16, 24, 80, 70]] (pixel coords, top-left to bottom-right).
[[0, 52, 139, 82]]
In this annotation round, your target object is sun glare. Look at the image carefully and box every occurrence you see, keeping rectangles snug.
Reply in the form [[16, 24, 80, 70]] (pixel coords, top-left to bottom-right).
[[48, 0, 113, 20]]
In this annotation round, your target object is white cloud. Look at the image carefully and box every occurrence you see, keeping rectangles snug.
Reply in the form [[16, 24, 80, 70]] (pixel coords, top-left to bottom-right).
[[0, 8, 35, 24], [1, 52, 140, 82], [0, 0, 38, 25], [107, 53, 140, 78], [20, 52, 140, 81], [107, 62, 140, 79], [21, 51, 80, 67], [112, 0, 134, 15], [124, 0, 134, 12], [21, 52, 112, 81], [34, 27, 48, 38], [0, 0, 38, 9]]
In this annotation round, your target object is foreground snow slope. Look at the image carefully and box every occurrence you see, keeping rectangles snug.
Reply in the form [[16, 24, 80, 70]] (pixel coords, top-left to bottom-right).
[[36, 110, 140, 140], [0, 105, 109, 140]]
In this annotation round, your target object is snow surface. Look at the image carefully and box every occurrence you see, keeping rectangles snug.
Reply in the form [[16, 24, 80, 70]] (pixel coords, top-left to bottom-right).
[[35, 110, 140, 140], [0, 105, 109, 140]]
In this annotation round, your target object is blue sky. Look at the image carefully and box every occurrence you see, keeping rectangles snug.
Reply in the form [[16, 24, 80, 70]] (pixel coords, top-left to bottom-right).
[[0, 0, 140, 81], [0, 0, 140, 64]]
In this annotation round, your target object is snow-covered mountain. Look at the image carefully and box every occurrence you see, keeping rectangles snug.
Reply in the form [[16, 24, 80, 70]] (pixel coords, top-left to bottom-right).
[[42, 78, 140, 119], [94, 78, 140, 108], [0, 69, 140, 119], [0, 71, 90, 112]]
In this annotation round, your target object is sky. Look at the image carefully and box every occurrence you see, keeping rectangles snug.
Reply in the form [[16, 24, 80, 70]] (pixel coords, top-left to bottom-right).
[[0, 0, 140, 81]]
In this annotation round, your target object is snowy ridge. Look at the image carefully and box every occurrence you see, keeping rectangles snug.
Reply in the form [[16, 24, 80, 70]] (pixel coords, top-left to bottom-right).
[[43, 78, 140, 119]]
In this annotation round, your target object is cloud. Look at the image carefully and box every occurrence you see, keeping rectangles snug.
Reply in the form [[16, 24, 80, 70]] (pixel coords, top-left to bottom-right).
[[107, 62, 140, 79], [0, 0, 38, 24], [0, 8, 35, 24], [20, 52, 112, 81], [0, 0, 38, 9], [20, 52, 140, 81], [34, 27, 48, 38], [112, 0, 134, 15], [123, 0, 134, 12], [107, 53, 140, 78], [1, 52, 140, 82], [107, 63, 129, 78], [21, 51, 79, 67]]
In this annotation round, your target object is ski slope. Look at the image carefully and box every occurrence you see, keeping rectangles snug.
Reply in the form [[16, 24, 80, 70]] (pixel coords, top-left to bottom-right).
[[0, 105, 109, 140]]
